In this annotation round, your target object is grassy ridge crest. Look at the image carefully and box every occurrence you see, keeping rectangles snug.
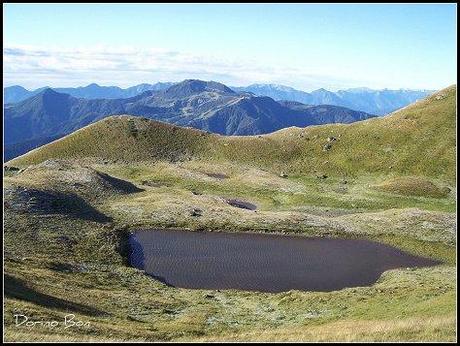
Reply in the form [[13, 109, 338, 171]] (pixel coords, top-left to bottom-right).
[[8, 85, 456, 182]]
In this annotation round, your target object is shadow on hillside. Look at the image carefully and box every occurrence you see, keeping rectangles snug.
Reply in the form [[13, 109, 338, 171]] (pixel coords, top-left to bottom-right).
[[97, 171, 145, 194], [4, 274, 109, 317], [4, 187, 112, 223]]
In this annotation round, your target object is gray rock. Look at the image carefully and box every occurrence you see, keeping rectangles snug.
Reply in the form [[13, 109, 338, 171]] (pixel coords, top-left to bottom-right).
[[323, 143, 333, 151], [191, 208, 203, 217]]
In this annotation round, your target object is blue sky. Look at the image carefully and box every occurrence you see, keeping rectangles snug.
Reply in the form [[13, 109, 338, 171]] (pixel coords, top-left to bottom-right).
[[3, 4, 457, 91]]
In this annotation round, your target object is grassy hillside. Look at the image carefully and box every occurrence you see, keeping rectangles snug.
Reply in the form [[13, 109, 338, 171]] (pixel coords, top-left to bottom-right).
[[9, 85, 456, 182], [3, 86, 456, 342]]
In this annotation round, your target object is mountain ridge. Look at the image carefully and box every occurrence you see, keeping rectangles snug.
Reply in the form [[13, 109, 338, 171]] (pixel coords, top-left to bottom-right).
[[4, 82, 174, 104], [233, 84, 435, 115], [5, 82, 434, 115], [4, 80, 375, 159], [7, 85, 456, 183]]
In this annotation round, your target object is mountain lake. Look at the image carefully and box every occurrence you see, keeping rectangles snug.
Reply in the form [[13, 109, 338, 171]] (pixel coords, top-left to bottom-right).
[[129, 229, 441, 293]]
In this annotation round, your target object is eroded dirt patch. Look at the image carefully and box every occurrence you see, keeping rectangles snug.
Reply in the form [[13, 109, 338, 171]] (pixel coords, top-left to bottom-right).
[[204, 172, 229, 180]]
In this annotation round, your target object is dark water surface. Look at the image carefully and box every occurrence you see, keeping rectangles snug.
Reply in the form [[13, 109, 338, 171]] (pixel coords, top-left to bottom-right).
[[225, 198, 257, 210], [129, 229, 440, 293]]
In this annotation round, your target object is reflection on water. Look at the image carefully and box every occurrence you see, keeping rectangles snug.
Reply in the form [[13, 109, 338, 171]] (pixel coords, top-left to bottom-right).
[[129, 229, 441, 293]]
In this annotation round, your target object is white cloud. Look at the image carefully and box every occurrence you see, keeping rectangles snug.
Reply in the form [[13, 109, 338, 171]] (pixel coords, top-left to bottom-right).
[[3, 44, 372, 91]]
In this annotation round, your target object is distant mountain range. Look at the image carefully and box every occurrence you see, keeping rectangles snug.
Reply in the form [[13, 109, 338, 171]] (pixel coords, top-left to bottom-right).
[[232, 84, 434, 115], [4, 82, 174, 104], [4, 80, 374, 160], [4, 82, 434, 115]]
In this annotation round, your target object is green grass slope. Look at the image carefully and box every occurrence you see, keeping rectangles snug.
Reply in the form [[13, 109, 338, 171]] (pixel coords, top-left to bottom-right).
[[374, 176, 452, 198], [8, 85, 456, 182], [3, 85, 456, 342]]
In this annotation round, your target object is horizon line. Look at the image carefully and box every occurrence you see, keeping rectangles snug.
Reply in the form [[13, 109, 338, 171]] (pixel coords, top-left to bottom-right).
[[3, 80, 440, 93]]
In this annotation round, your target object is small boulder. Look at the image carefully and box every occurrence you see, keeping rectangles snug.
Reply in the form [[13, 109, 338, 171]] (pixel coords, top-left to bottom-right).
[[191, 208, 203, 217], [323, 143, 332, 151]]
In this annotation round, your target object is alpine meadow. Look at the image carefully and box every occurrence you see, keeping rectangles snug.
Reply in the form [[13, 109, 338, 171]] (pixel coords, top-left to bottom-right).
[[3, 3, 457, 343]]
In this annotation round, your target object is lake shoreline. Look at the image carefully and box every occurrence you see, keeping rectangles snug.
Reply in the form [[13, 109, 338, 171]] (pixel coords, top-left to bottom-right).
[[129, 228, 441, 293]]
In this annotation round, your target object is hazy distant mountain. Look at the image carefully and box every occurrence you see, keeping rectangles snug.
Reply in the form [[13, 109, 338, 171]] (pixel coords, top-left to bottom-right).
[[3, 85, 32, 104], [4, 88, 126, 145], [231, 84, 314, 104], [4, 85, 48, 104], [4, 82, 174, 104], [334, 88, 435, 115], [6, 82, 434, 115], [4, 79, 375, 158], [233, 84, 434, 115]]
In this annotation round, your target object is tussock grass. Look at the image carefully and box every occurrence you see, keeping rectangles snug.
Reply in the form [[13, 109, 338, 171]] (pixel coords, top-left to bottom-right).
[[191, 315, 456, 342]]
